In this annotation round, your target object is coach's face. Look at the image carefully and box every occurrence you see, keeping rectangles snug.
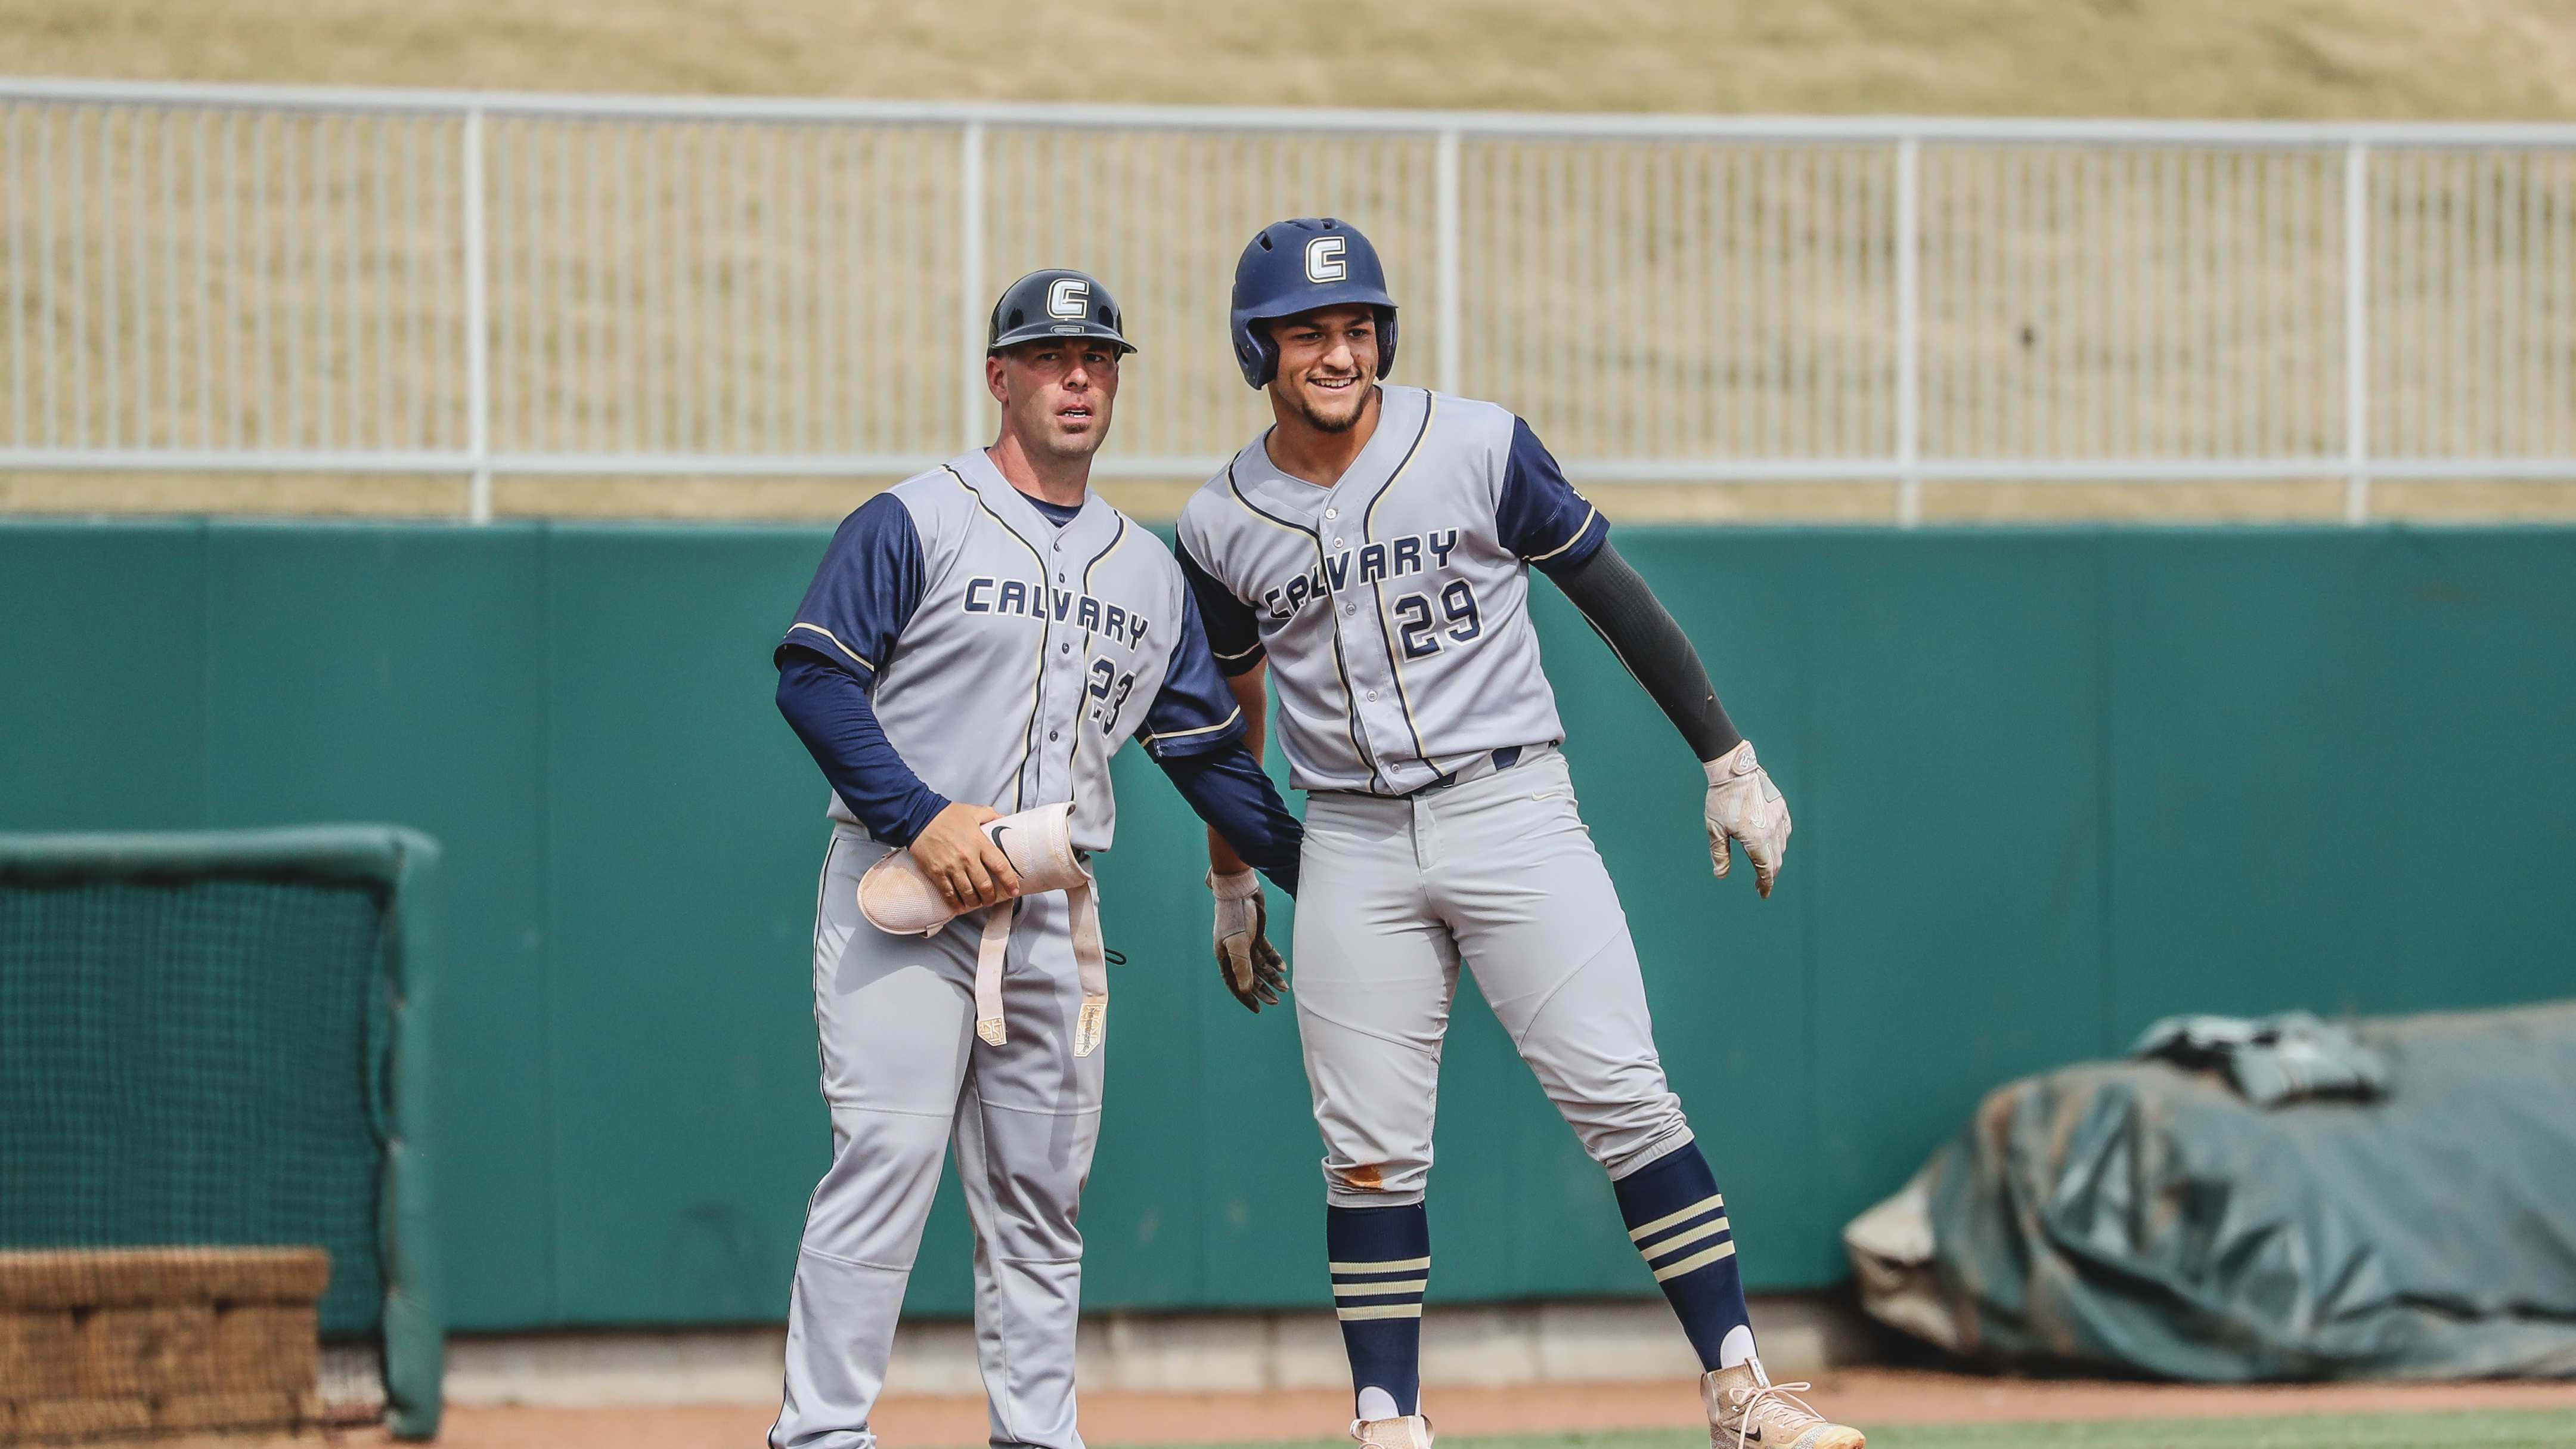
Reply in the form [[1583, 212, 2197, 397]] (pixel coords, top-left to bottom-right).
[[1267, 305, 1379, 434], [989, 339, 1123, 461]]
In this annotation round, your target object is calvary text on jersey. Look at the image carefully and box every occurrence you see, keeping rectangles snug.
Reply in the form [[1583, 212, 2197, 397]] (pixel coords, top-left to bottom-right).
[[962, 575, 1154, 648], [1261, 529, 1462, 621]]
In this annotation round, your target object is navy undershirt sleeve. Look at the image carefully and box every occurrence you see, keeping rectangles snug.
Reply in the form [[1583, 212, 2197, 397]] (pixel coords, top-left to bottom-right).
[[774, 493, 946, 843], [775, 651, 950, 844], [1495, 417, 1609, 577], [1158, 745, 1302, 896], [1552, 543, 1743, 763], [1177, 538, 1267, 677]]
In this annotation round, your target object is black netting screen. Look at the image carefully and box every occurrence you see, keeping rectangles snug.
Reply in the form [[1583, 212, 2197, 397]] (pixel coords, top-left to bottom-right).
[[0, 874, 390, 1338]]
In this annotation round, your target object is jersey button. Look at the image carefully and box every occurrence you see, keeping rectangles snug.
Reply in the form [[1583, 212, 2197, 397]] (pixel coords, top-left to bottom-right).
[[1325, 508, 1338, 519], [1061, 643, 1071, 654], [1343, 603, 1357, 615], [1366, 690, 1379, 701], [1049, 730, 1061, 741]]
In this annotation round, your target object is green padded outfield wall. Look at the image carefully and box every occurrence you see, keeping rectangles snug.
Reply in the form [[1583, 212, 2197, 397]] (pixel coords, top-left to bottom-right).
[[3, 521, 2571, 1330]]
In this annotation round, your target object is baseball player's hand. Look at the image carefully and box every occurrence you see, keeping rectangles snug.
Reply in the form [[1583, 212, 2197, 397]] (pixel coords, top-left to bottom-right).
[[1208, 868, 1287, 1012], [1703, 740, 1791, 898], [912, 803, 1024, 910]]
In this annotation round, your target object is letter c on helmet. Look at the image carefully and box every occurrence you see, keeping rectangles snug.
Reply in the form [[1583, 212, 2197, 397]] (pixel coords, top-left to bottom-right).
[[1304, 235, 1347, 283]]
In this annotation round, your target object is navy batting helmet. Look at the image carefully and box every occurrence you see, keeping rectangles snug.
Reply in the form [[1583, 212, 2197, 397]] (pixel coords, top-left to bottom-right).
[[988, 268, 1136, 355], [1227, 218, 1397, 389]]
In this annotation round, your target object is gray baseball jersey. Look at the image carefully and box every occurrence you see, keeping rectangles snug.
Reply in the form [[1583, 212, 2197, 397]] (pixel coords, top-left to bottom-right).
[[1174, 384, 1607, 795], [786, 446, 1245, 848]]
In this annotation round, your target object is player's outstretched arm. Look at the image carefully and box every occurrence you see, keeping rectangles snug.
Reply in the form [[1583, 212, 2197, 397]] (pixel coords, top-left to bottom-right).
[[1160, 730, 1296, 1013], [1168, 540, 1295, 1010], [1548, 543, 1793, 899], [1192, 663, 1289, 1011], [1142, 565, 1298, 1010], [1203, 663, 1273, 877], [1500, 416, 1794, 897]]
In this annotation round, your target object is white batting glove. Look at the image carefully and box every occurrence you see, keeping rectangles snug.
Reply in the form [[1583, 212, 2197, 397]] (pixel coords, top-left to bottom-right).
[[1704, 740, 1791, 898], [1209, 868, 1287, 1012]]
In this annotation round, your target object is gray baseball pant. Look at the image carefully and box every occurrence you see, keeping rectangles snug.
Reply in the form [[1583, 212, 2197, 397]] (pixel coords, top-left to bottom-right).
[[1291, 749, 1696, 1205], [771, 826, 1103, 1449]]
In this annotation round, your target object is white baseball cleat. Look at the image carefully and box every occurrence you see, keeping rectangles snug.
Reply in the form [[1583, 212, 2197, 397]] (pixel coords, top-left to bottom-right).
[[1701, 1359, 1864, 1449], [1350, 1414, 1433, 1449]]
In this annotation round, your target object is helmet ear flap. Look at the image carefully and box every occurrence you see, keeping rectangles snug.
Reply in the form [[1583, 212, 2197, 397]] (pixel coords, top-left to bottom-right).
[[1235, 327, 1279, 389]]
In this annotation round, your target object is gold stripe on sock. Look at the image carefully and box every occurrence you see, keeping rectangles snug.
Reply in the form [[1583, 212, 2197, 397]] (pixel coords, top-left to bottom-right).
[[1651, 1239, 1738, 1283], [1328, 1257, 1432, 1274], [1626, 1194, 1724, 1243], [1336, 1302, 1425, 1321], [1640, 1215, 1731, 1264], [1333, 1278, 1428, 1298]]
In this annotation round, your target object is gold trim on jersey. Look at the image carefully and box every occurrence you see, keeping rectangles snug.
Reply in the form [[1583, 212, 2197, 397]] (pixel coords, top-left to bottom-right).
[[1136, 706, 1243, 748], [1070, 515, 1132, 779], [1226, 460, 1385, 794], [1359, 394, 1444, 778], [1524, 503, 1600, 562], [787, 621, 875, 672], [950, 465, 1053, 812]]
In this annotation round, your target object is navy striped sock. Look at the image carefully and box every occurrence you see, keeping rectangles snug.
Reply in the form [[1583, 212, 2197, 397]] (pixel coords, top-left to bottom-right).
[[1326, 1203, 1428, 1417], [1613, 1144, 1751, 1371]]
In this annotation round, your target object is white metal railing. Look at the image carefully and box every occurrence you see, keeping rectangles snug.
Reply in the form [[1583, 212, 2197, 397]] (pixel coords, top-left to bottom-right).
[[7, 78, 2576, 525]]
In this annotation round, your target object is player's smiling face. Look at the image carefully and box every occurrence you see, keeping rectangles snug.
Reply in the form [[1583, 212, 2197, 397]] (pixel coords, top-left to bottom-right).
[[990, 339, 1124, 462], [1267, 305, 1379, 434]]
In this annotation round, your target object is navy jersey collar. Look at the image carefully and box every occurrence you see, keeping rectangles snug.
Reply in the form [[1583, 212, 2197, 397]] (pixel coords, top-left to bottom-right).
[[950, 447, 1115, 553]]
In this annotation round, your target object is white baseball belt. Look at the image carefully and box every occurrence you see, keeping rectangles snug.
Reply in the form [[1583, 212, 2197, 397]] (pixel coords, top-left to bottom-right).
[[854, 802, 1109, 1057]]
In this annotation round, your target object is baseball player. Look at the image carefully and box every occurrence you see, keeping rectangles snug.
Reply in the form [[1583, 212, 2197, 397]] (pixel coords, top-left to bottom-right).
[[1180, 221, 1863, 1449], [769, 269, 1301, 1449]]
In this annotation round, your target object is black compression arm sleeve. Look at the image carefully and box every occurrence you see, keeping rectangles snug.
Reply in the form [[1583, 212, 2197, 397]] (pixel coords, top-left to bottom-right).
[[1550, 543, 1743, 763]]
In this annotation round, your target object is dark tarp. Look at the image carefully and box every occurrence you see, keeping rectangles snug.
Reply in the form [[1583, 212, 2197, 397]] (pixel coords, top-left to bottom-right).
[[1845, 1000, 2576, 1380], [2128, 1010, 2390, 1107]]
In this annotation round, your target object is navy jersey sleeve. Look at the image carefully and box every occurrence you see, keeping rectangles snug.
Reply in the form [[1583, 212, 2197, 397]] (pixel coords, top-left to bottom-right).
[[1495, 417, 1608, 577], [1177, 538, 1267, 678], [776, 492, 927, 677], [773, 494, 947, 843], [1136, 584, 1250, 761]]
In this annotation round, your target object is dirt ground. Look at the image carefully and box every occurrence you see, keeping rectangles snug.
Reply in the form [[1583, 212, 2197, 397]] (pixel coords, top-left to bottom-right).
[[160, 1371, 2576, 1449]]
